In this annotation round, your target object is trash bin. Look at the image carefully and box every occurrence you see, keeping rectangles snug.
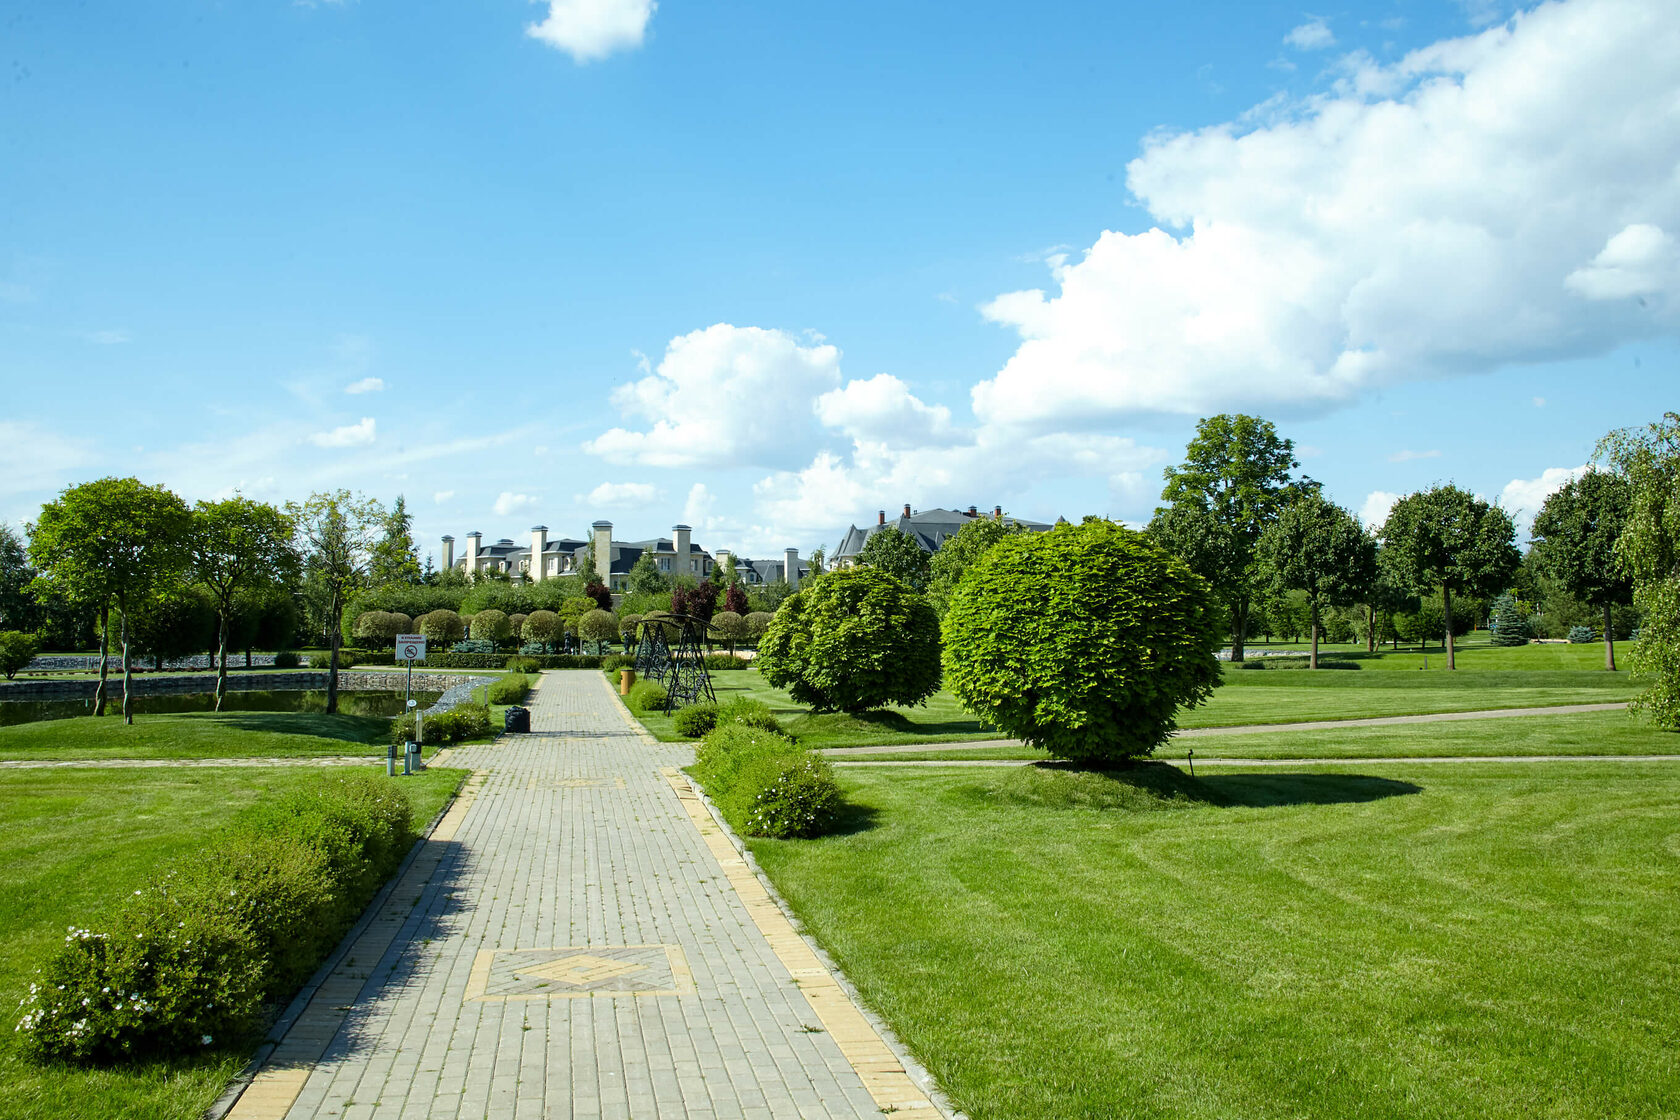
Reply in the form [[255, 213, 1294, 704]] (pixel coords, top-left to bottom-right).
[[504, 706, 531, 734]]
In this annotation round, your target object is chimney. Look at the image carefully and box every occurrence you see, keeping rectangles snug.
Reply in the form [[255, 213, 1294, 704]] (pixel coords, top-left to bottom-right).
[[903, 503, 912, 519], [993, 506, 1003, 521], [967, 506, 977, 517], [785, 547, 800, 590], [591, 521, 613, 584], [440, 535, 455, 571], [530, 525, 548, 582], [465, 532, 482, 574], [877, 510, 886, 526], [672, 524, 692, 574]]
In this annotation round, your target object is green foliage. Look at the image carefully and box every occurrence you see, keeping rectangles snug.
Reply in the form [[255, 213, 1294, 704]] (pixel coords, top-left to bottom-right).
[[689, 724, 842, 839], [369, 495, 422, 587], [559, 596, 596, 635], [123, 584, 217, 667], [704, 653, 751, 670], [709, 610, 748, 652], [390, 703, 492, 745], [927, 517, 1019, 617], [626, 679, 668, 714], [746, 581, 794, 614], [15, 773, 417, 1064], [0, 629, 42, 678], [578, 609, 618, 651], [0, 522, 39, 632], [758, 566, 942, 713], [671, 696, 781, 739], [1568, 625, 1596, 644], [857, 526, 932, 593], [486, 673, 534, 705], [1599, 415, 1680, 723], [618, 590, 671, 618], [469, 609, 511, 645], [1255, 492, 1376, 667], [744, 611, 773, 642], [1380, 485, 1520, 666], [504, 655, 542, 673], [191, 497, 299, 694], [1490, 594, 1532, 646], [417, 608, 465, 645], [522, 609, 560, 649], [273, 651, 300, 668], [352, 609, 412, 649], [672, 703, 718, 738], [627, 551, 668, 595], [943, 519, 1223, 763]]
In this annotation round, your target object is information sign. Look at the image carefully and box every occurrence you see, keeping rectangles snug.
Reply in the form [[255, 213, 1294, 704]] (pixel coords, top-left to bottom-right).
[[396, 634, 427, 662]]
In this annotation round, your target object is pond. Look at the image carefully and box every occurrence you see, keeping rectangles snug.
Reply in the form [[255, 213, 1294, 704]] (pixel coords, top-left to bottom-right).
[[0, 690, 442, 728]]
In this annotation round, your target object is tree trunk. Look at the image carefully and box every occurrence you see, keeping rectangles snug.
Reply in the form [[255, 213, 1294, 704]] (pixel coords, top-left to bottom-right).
[[215, 613, 230, 712], [120, 606, 134, 724], [1230, 599, 1247, 663], [327, 607, 342, 715], [94, 603, 110, 716], [1442, 586, 1456, 671], [1366, 604, 1377, 653], [1310, 603, 1320, 670], [1604, 602, 1616, 672]]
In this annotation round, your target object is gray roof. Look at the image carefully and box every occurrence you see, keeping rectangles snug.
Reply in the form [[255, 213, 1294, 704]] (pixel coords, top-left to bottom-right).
[[834, 508, 1054, 559]]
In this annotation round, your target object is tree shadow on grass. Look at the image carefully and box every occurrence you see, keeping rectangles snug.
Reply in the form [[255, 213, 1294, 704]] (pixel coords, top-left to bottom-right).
[[793, 709, 995, 739], [202, 710, 388, 745], [826, 799, 882, 837], [1194, 772, 1422, 807]]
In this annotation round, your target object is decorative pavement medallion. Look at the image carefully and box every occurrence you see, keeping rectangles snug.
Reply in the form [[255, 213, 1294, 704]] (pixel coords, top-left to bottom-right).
[[465, 944, 694, 1001]]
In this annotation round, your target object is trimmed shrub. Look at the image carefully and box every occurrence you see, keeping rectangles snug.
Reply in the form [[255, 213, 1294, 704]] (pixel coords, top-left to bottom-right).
[[429, 652, 606, 670], [390, 703, 493, 745], [579, 609, 619, 653], [717, 697, 781, 733], [1569, 625, 1596, 644], [672, 703, 719, 738], [758, 567, 941, 713], [417, 609, 465, 645], [709, 611, 748, 654], [522, 610, 560, 650], [469, 610, 511, 646], [0, 630, 42, 679], [626, 679, 667, 714], [703, 653, 751, 670], [744, 611, 774, 643], [15, 774, 418, 1064], [273, 650, 300, 669], [943, 519, 1223, 764], [504, 655, 541, 674], [689, 724, 841, 839], [486, 673, 534, 705], [307, 652, 331, 669], [507, 613, 529, 642]]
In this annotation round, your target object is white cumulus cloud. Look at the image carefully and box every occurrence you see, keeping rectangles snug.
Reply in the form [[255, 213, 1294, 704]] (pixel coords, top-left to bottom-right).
[[433, 490, 455, 504], [309, 417, 376, 448], [346, 377, 385, 394], [1284, 19, 1335, 50], [815, 374, 955, 446], [1501, 465, 1589, 537], [586, 324, 844, 468], [974, 0, 1680, 433], [493, 491, 541, 517], [1388, 449, 1442, 463], [1360, 490, 1402, 529], [579, 481, 661, 508], [527, 0, 654, 62]]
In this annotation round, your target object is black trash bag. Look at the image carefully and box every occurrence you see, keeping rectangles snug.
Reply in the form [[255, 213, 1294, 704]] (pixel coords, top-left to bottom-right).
[[504, 706, 531, 733]]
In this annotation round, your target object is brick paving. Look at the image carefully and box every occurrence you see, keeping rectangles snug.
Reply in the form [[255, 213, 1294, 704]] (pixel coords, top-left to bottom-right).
[[236, 670, 912, 1120]]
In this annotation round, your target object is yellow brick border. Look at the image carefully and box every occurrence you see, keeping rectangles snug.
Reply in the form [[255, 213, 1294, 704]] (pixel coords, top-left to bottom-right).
[[221, 768, 487, 1120], [660, 765, 945, 1115]]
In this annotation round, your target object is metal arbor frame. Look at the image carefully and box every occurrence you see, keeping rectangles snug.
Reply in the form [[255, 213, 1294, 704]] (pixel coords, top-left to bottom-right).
[[633, 613, 716, 714]]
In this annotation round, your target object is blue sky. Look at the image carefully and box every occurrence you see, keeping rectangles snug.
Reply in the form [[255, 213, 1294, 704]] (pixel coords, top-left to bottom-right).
[[2, 0, 1675, 565]]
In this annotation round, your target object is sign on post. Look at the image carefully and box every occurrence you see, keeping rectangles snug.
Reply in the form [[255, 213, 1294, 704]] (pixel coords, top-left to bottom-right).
[[396, 634, 427, 662]]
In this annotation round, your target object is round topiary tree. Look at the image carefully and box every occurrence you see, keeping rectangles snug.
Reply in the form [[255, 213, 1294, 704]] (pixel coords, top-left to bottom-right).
[[418, 609, 465, 645], [508, 612, 529, 643], [522, 609, 560, 651], [943, 518, 1223, 764], [709, 610, 748, 654], [579, 609, 619, 653], [744, 611, 774, 644], [470, 609, 511, 648], [758, 567, 941, 713]]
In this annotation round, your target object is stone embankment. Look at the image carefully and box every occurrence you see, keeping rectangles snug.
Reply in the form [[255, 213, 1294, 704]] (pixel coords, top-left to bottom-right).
[[0, 671, 475, 704]]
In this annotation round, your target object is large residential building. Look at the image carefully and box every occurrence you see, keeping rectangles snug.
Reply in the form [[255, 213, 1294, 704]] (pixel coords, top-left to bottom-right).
[[832, 504, 1056, 567], [441, 522, 810, 592]]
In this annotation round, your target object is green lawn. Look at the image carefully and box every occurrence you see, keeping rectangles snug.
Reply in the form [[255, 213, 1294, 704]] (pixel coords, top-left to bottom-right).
[[0, 766, 465, 1120], [749, 761, 1680, 1120], [0, 709, 400, 761], [625, 664, 1641, 750]]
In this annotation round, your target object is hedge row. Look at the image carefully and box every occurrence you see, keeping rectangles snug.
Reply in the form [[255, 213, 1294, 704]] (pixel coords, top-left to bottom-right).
[[422, 652, 611, 670], [689, 724, 842, 839], [16, 774, 419, 1064], [389, 704, 494, 746]]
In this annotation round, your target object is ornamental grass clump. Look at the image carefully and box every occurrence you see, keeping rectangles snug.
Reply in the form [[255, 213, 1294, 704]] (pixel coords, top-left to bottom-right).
[[486, 672, 534, 705], [16, 774, 417, 1064], [626, 679, 668, 714], [942, 518, 1223, 765], [690, 724, 841, 839]]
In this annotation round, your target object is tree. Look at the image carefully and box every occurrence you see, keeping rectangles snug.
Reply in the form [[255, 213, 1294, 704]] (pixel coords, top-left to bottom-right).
[[758, 567, 941, 713], [1597, 413, 1680, 727], [470, 609, 512, 647], [1380, 485, 1520, 670], [1489, 593, 1532, 647], [0, 631, 40, 679], [191, 497, 297, 710], [927, 517, 1019, 617], [579, 609, 618, 654], [1530, 470, 1634, 670], [723, 582, 749, 616], [943, 518, 1222, 764], [126, 584, 216, 670], [744, 611, 774, 644], [287, 491, 382, 714], [522, 609, 560, 651], [370, 496, 423, 586], [857, 526, 932, 593], [1149, 414, 1313, 662], [29, 478, 193, 722], [0, 523, 39, 632], [353, 610, 410, 649], [584, 579, 613, 612], [1255, 493, 1376, 669], [709, 610, 748, 655], [672, 580, 716, 624], [418, 608, 465, 645], [627, 551, 668, 595]]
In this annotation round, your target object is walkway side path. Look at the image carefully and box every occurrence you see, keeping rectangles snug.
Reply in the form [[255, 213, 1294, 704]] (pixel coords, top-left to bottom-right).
[[818, 701, 1633, 758], [831, 755, 1680, 768], [228, 670, 937, 1120], [0, 756, 381, 769]]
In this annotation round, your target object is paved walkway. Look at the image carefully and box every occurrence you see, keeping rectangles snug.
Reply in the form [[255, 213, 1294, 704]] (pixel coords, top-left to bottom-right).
[[227, 670, 941, 1120], [817, 701, 1633, 758]]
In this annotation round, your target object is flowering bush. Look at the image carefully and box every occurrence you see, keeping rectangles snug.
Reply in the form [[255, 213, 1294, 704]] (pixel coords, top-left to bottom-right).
[[15, 774, 417, 1065], [690, 724, 843, 839]]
